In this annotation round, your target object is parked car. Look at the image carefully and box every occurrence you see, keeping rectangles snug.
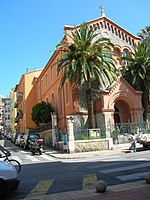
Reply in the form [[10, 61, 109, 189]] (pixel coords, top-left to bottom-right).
[[19, 134, 26, 148], [0, 161, 20, 199], [12, 132, 24, 144], [15, 133, 25, 147], [7, 132, 14, 141], [23, 133, 43, 150]]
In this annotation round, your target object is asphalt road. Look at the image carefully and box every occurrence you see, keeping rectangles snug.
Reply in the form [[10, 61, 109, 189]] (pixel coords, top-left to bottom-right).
[[2, 138, 150, 200]]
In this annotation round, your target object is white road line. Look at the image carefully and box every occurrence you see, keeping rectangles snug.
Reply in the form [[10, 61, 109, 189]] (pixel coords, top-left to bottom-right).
[[100, 162, 150, 173], [116, 172, 148, 181], [25, 155, 40, 162], [40, 154, 55, 161], [20, 150, 30, 154]]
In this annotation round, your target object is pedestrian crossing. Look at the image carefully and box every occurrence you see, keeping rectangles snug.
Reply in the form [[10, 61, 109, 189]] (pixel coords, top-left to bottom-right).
[[8, 153, 57, 164], [7, 155, 150, 200]]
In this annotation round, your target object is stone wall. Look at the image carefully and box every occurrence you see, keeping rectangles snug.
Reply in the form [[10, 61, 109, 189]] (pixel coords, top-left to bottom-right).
[[75, 139, 109, 152], [55, 139, 109, 153]]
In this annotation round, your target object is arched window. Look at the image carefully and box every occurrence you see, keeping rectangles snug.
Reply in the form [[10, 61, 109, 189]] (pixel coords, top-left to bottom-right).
[[104, 47, 112, 61], [100, 22, 103, 28], [122, 32, 124, 40], [65, 82, 69, 104], [38, 84, 40, 97], [58, 87, 62, 117], [114, 47, 121, 65], [122, 50, 128, 66], [46, 73, 48, 87], [50, 67, 53, 81], [107, 23, 110, 31], [111, 25, 114, 33]]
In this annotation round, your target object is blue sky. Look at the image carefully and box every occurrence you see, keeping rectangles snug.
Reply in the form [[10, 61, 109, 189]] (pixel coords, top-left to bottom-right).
[[0, 0, 150, 97]]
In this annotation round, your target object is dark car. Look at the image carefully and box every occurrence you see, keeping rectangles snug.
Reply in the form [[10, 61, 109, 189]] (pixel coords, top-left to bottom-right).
[[12, 132, 24, 144], [23, 133, 43, 150]]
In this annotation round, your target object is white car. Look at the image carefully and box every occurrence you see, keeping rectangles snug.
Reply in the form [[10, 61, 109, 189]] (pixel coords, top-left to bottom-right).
[[0, 161, 20, 199]]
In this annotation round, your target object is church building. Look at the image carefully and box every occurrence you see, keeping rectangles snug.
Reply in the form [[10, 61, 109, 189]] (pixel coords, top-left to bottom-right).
[[32, 7, 144, 137]]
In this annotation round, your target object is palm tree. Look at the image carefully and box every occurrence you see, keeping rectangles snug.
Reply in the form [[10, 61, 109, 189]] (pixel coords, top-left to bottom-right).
[[122, 42, 150, 121], [138, 25, 150, 44], [57, 23, 118, 129]]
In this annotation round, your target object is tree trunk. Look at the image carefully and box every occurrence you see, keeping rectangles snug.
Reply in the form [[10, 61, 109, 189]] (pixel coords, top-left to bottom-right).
[[86, 88, 95, 130], [141, 84, 149, 121]]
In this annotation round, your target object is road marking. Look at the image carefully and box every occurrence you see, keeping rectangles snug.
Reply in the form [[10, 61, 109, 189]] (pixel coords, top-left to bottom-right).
[[26, 179, 54, 198], [25, 155, 40, 162], [20, 150, 29, 154], [88, 161, 130, 169], [11, 156, 23, 163], [116, 172, 148, 181], [40, 154, 55, 161], [82, 174, 97, 190], [100, 162, 150, 173]]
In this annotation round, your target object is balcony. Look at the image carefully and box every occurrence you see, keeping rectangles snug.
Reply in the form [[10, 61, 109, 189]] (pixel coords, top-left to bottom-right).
[[18, 110, 23, 118], [14, 92, 23, 108], [18, 92, 23, 101], [14, 117, 19, 123], [14, 100, 19, 108]]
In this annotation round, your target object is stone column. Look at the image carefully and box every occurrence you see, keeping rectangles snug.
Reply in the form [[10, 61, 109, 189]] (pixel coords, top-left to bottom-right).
[[66, 115, 75, 153], [103, 111, 113, 150]]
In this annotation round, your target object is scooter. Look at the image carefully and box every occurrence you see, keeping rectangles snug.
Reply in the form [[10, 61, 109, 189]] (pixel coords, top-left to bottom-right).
[[30, 138, 44, 155]]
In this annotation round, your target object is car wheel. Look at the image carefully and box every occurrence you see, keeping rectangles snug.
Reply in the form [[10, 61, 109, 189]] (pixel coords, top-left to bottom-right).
[[0, 180, 7, 199]]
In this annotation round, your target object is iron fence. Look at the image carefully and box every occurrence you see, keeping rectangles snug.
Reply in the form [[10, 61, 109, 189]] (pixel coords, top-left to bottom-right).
[[74, 121, 150, 144]]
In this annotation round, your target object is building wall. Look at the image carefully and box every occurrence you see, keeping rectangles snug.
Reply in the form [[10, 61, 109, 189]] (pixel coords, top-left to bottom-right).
[[15, 69, 42, 133], [32, 14, 142, 134], [13, 11, 144, 137], [35, 52, 74, 132]]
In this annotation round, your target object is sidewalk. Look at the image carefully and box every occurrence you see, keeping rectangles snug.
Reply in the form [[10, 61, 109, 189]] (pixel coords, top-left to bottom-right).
[[23, 143, 150, 200], [23, 180, 150, 200], [44, 143, 142, 159]]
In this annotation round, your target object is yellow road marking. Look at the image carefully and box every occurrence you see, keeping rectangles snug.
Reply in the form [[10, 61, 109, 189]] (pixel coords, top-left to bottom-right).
[[82, 174, 97, 190], [26, 179, 54, 198]]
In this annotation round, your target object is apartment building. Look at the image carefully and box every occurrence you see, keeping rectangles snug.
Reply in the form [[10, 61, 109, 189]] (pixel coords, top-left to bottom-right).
[[14, 69, 42, 133], [3, 98, 11, 134]]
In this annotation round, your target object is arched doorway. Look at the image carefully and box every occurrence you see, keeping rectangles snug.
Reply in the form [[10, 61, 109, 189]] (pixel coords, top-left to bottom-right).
[[114, 99, 131, 124], [114, 106, 121, 123]]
